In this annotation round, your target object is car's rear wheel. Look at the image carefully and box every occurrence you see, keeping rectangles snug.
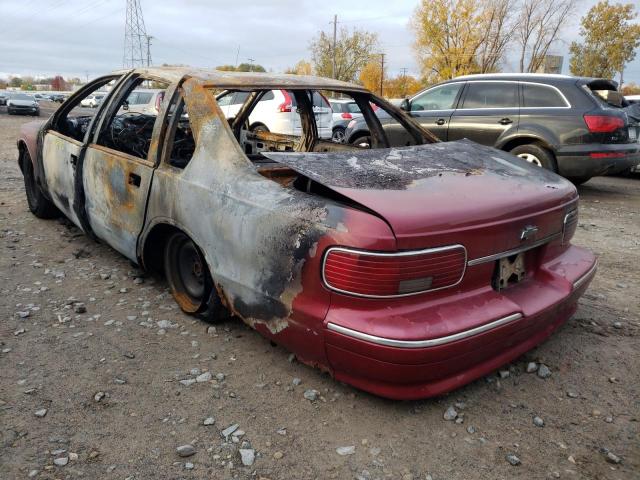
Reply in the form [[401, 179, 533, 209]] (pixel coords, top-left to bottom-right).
[[566, 176, 592, 186], [251, 124, 269, 133], [332, 127, 346, 143], [164, 232, 224, 319], [510, 144, 557, 171], [21, 149, 60, 219]]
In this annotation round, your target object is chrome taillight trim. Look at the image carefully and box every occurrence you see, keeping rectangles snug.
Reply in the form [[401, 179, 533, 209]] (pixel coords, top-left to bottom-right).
[[322, 244, 468, 298], [562, 208, 579, 245], [327, 312, 523, 348]]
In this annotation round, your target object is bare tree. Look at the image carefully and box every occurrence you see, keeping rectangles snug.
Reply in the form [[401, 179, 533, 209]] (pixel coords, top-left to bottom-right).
[[476, 0, 516, 73], [516, 0, 575, 73]]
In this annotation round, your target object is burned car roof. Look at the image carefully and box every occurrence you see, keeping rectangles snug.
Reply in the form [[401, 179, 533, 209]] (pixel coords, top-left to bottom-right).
[[112, 66, 367, 91]]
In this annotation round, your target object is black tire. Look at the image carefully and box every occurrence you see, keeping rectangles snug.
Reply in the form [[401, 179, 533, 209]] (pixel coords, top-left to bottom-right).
[[350, 134, 372, 149], [21, 150, 60, 219], [7, 109, 14, 115], [332, 127, 346, 143], [164, 232, 224, 320], [566, 176, 592, 186], [251, 124, 269, 133], [510, 144, 557, 172]]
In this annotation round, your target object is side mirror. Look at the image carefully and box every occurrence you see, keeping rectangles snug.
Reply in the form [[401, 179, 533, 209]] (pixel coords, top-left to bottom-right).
[[400, 98, 410, 111], [122, 100, 129, 111]]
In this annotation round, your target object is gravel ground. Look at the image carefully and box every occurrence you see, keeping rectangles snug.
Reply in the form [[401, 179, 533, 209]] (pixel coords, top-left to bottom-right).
[[1, 104, 638, 479]]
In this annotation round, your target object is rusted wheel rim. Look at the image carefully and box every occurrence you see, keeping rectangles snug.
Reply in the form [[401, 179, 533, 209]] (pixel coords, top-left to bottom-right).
[[165, 233, 209, 313], [177, 241, 205, 299]]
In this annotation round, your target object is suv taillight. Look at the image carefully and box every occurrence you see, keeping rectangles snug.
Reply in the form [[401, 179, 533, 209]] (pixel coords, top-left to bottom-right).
[[155, 91, 164, 112], [341, 112, 353, 119], [277, 90, 292, 112], [323, 246, 467, 297], [583, 114, 624, 133]]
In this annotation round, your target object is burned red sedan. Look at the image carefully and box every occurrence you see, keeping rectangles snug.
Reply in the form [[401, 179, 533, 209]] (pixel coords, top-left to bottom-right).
[[17, 67, 597, 399]]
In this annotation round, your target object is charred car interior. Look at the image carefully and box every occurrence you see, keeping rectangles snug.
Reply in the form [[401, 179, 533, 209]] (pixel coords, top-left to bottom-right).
[[17, 68, 598, 400]]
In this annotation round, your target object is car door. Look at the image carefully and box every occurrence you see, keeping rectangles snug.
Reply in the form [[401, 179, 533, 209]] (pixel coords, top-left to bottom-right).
[[447, 81, 520, 146], [41, 75, 123, 228], [406, 82, 465, 140], [82, 75, 171, 261]]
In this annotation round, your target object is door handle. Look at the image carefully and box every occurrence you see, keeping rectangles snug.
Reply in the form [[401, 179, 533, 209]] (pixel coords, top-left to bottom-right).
[[435, 118, 446, 126], [128, 173, 141, 187], [499, 118, 513, 125]]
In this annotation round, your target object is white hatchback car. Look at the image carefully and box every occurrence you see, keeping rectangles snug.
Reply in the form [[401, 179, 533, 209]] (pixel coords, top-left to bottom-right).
[[123, 89, 165, 115], [217, 89, 333, 139], [80, 94, 106, 108]]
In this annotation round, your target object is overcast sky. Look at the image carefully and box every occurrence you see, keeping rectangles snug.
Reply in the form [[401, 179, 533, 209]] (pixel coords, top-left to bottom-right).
[[0, 0, 639, 83]]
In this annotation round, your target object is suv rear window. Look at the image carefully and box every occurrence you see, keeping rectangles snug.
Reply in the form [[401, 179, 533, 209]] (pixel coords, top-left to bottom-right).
[[522, 84, 567, 108], [462, 82, 518, 109]]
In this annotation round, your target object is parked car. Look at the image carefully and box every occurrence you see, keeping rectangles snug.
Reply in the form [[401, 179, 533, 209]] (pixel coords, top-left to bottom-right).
[[217, 89, 333, 139], [34, 93, 51, 102], [49, 93, 66, 103], [393, 73, 639, 185], [80, 93, 106, 108], [329, 98, 362, 143], [0, 91, 9, 106], [17, 67, 596, 400], [7, 93, 40, 116], [625, 94, 640, 105], [123, 89, 165, 115]]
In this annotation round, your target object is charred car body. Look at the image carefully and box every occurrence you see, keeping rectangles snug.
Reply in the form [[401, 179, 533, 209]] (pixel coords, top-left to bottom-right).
[[17, 68, 597, 399]]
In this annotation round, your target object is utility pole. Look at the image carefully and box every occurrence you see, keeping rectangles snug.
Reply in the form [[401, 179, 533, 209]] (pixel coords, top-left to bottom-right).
[[331, 14, 338, 79], [145, 35, 153, 67], [247, 58, 255, 72], [379, 53, 385, 96], [400, 67, 408, 97], [235, 45, 240, 68]]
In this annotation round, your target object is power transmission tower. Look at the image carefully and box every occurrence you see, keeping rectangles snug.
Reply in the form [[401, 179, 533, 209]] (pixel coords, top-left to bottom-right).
[[123, 0, 150, 68]]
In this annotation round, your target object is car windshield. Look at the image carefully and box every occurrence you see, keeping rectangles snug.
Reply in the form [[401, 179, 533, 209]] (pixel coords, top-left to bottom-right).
[[11, 94, 33, 101]]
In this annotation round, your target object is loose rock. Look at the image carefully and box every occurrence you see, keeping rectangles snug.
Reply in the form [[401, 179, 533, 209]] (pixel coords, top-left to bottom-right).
[[533, 416, 544, 427], [505, 453, 521, 466], [304, 389, 319, 401], [176, 444, 196, 457], [336, 446, 356, 456], [537, 364, 552, 379], [196, 372, 212, 383], [239, 448, 255, 466], [203, 417, 215, 426], [53, 457, 69, 466], [34, 408, 48, 417], [443, 406, 458, 421], [526, 362, 538, 373]]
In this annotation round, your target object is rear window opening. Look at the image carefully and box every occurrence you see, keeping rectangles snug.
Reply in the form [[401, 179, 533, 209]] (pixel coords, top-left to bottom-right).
[[211, 87, 436, 202]]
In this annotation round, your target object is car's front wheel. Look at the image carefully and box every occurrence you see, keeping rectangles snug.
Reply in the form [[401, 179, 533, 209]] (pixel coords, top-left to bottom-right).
[[510, 144, 557, 171], [21, 149, 60, 219], [566, 176, 592, 186], [350, 134, 371, 149], [164, 232, 224, 320]]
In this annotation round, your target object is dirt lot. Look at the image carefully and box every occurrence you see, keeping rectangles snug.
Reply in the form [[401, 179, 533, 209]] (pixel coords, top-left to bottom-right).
[[1, 103, 638, 480]]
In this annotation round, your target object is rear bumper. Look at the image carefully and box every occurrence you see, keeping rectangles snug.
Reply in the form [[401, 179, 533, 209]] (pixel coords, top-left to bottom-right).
[[556, 143, 640, 177], [324, 246, 597, 400]]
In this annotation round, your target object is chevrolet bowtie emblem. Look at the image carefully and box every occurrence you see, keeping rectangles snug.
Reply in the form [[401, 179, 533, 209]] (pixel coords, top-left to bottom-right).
[[520, 225, 539, 242]]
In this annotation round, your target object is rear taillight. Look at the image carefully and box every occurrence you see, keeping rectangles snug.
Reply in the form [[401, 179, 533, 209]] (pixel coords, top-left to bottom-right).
[[583, 114, 624, 133], [155, 91, 164, 112], [562, 208, 578, 245], [323, 245, 467, 297], [341, 112, 353, 119], [277, 90, 292, 112]]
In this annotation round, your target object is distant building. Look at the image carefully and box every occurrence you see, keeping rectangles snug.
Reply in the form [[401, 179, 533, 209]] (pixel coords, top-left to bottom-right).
[[536, 55, 564, 75]]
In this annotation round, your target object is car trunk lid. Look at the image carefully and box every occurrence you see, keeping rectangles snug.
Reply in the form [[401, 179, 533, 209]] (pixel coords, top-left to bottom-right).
[[261, 140, 577, 259]]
